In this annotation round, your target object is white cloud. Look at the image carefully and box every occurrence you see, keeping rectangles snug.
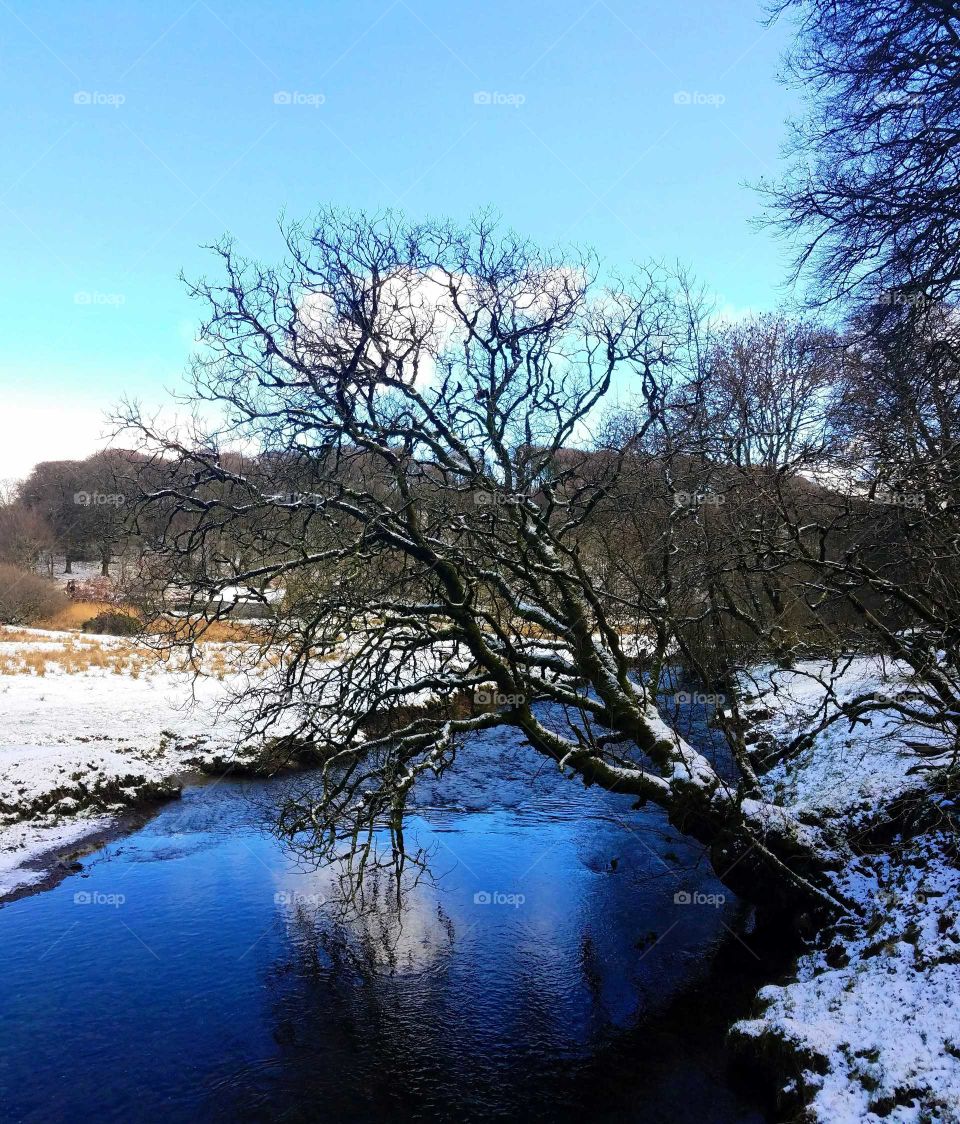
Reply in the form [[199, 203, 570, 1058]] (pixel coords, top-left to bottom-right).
[[709, 299, 765, 326], [297, 265, 586, 390]]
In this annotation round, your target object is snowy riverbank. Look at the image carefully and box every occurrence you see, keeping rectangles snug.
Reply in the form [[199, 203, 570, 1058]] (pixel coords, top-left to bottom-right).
[[736, 657, 959, 1123], [0, 626, 256, 897], [0, 623, 460, 898]]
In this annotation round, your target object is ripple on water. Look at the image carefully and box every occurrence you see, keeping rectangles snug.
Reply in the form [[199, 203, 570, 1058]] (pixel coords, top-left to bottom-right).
[[0, 709, 774, 1123]]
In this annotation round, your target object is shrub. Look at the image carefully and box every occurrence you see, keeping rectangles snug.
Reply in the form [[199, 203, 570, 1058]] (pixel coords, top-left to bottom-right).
[[0, 564, 69, 625], [81, 610, 143, 637]]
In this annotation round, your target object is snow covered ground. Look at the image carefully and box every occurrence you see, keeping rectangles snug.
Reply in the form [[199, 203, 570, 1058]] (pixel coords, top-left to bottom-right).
[[0, 626, 250, 897], [737, 828, 960, 1124], [735, 656, 960, 1124], [741, 657, 946, 825]]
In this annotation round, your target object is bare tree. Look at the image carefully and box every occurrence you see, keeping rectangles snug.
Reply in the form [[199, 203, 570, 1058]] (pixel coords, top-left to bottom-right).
[[766, 0, 960, 310], [17, 451, 138, 575], [117, 211, 851, 919], [0, 499, 54, 569], [749, 0, 960, 771], [669, 308, 960, 768]]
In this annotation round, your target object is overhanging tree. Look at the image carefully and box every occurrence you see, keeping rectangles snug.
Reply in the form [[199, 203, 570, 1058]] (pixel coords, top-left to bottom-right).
[[118, 211, 850, 917]]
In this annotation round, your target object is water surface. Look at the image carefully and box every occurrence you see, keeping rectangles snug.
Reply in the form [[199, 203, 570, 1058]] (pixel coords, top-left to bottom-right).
[[0, 706, 774, 1122]]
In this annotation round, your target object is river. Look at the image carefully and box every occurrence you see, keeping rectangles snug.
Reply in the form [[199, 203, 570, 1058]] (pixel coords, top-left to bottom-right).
[[0, 697, 778, 1122]]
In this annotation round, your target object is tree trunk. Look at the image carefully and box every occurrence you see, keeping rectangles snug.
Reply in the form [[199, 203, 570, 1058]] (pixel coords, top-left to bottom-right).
[[665, 790, 846, 922], [514, 699, 850, 921]]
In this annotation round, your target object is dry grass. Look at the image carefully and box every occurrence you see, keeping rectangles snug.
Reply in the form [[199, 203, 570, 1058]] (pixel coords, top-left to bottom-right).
[[201, 619, 259, 643], [0, 633, 163, 677], [0, 628, 54, 644], [0, 621, 261, 681], [34, 601, 111, 630], [0, 589, 289, 685], [146, 617, 257, 645], [27, 601, 250, 645]]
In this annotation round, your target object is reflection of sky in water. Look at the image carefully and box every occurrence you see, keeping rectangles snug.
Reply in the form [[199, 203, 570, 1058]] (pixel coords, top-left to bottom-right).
[[0, 705, 770, 1123]]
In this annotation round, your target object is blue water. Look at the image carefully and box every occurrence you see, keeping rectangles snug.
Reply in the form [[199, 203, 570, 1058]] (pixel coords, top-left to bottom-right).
[[0, 706, 772, 1123]]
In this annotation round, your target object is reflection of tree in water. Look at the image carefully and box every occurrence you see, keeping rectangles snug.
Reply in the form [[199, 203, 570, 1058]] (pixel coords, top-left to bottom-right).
[[212, 889, 779, 1124], [277, 863, 456, 975], [218, 874, 464, 1124], [212, 738, 777, 1120], [268, 764, 443, 923]]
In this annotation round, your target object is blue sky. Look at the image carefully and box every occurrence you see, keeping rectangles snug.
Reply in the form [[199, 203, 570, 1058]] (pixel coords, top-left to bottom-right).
[[0, 0, 799, 480]]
